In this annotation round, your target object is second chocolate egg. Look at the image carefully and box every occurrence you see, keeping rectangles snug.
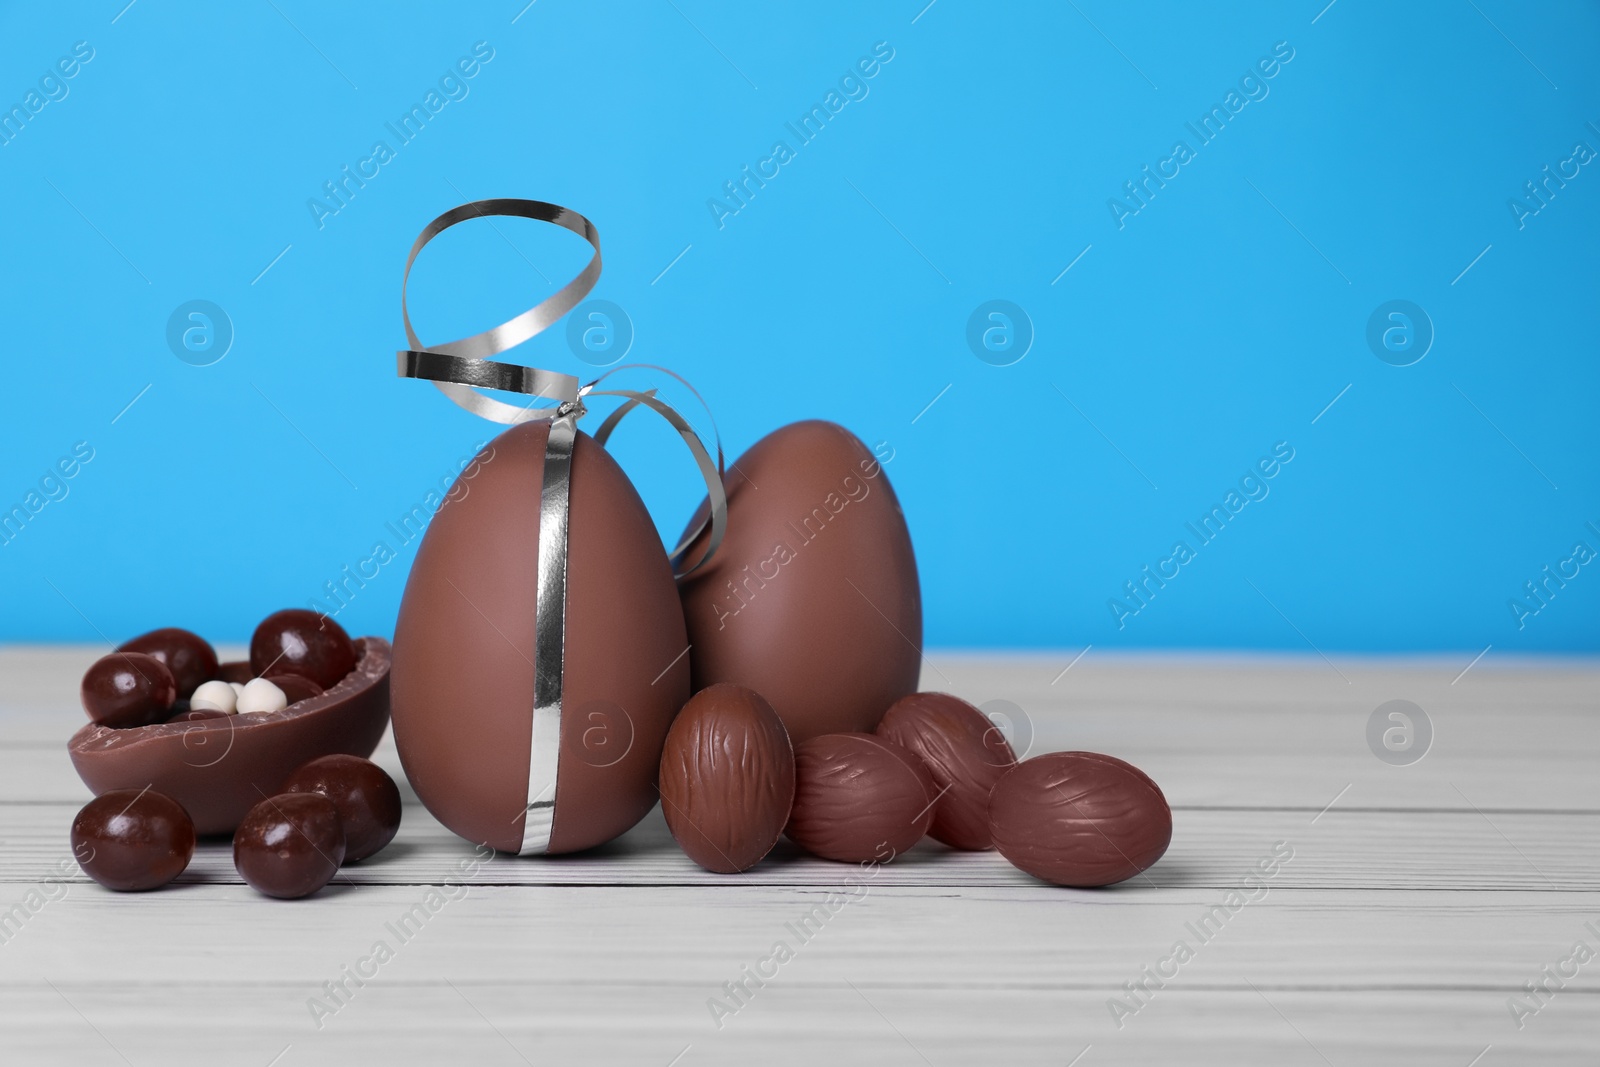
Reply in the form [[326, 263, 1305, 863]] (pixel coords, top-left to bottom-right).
[[677, 421, 921, 743]]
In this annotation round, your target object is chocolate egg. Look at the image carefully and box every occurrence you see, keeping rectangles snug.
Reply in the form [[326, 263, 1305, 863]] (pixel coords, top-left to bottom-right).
[[989, 752, 1172, 887], [659, 683, 794, 873], [677, 421, 921, 743], [785, 732, 935, 863], [877, 692, 1016, 850], [69, 639, 391, 835], [117, 628, 218, 699], [391, 421, 690, 855]]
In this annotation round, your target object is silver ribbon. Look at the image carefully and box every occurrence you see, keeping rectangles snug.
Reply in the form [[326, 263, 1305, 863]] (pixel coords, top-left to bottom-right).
[[396, 199, 727, 855]]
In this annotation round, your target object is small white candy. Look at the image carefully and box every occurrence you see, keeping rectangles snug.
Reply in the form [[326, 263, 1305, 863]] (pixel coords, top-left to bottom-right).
[[236, 677, 287, 715], [229, 682, 246, 698], [190, 680, 238, 714]]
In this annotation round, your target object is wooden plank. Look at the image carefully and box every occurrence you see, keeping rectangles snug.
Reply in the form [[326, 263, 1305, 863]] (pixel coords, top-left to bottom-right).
[[5, 883, 1598, 989], [0, 887, 1593, 1065], [5, 985, 1593, 1067], [0, 799, 1594, 892]]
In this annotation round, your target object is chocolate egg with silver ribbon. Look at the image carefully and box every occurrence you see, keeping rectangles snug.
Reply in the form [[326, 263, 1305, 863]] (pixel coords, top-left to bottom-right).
[[393, 421, 691, 853], [388, 200, 722, 856]]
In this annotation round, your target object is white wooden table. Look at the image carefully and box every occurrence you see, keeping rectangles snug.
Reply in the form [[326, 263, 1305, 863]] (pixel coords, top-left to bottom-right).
[[1, 648, 1595, 1065]]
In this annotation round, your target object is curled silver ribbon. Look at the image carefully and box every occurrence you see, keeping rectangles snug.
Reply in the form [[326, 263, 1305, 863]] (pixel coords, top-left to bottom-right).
[[396, 199, 726, 855]]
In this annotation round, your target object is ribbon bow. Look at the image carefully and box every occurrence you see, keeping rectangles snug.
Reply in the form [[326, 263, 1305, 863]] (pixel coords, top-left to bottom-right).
[[395, 197, 726, 575]]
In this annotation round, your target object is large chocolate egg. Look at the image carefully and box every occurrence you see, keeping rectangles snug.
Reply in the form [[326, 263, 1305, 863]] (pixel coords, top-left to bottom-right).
[[391, 420, 690, 855], [677, 421, 921, 743]]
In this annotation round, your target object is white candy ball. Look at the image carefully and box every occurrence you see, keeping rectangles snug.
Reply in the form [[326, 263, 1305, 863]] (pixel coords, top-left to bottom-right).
[[190, 680, 238, 714], [236, 677, 287, 715], [229, 682, 245, 698]]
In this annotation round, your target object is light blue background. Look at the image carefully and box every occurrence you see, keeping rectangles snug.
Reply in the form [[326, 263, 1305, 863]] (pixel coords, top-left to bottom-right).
[[1, 0, 1596, 653]]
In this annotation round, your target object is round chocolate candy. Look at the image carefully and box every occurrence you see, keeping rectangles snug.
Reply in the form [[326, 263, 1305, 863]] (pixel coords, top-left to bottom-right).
[[677, 421, 921, 743], [281, 755, 402, 862], [233, 792, 346, 899], [392, 423, 690, 855], [266, 674, 325, 705], [71, 789, 195, 891], [216, 660, 255, 685], [250, 609, 357, 690], [116, 628, 218, 699], [659, 684, 795, 874], [989, 752, 1172, 888], [81, 652, 177, 729], [786, 732, 935, 863], [876, 692, 1017, 850]]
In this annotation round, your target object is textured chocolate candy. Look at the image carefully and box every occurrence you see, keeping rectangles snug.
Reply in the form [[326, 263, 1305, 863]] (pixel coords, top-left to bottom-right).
[[81, 652, 177, 729], [786, 732, 935, 863], [250, 609, 358, 690], [677, 421, 921, 743], [233, 792, 346, 899], [989, 752, 1172, 887], [71, 789, 195, 891], [877, 692, 1016, 850], [69, 639, 391, 835], [117, 628, 218, 699], [659, 684, 795, 873], [281, 755, 402, 863], [392, 422, 690, 854]]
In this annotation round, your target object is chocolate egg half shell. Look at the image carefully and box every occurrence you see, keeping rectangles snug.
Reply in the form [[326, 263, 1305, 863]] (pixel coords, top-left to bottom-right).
[[677, 421, 921, 743], [391, 421, 690, 855], [68, 639, 391, 835]]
